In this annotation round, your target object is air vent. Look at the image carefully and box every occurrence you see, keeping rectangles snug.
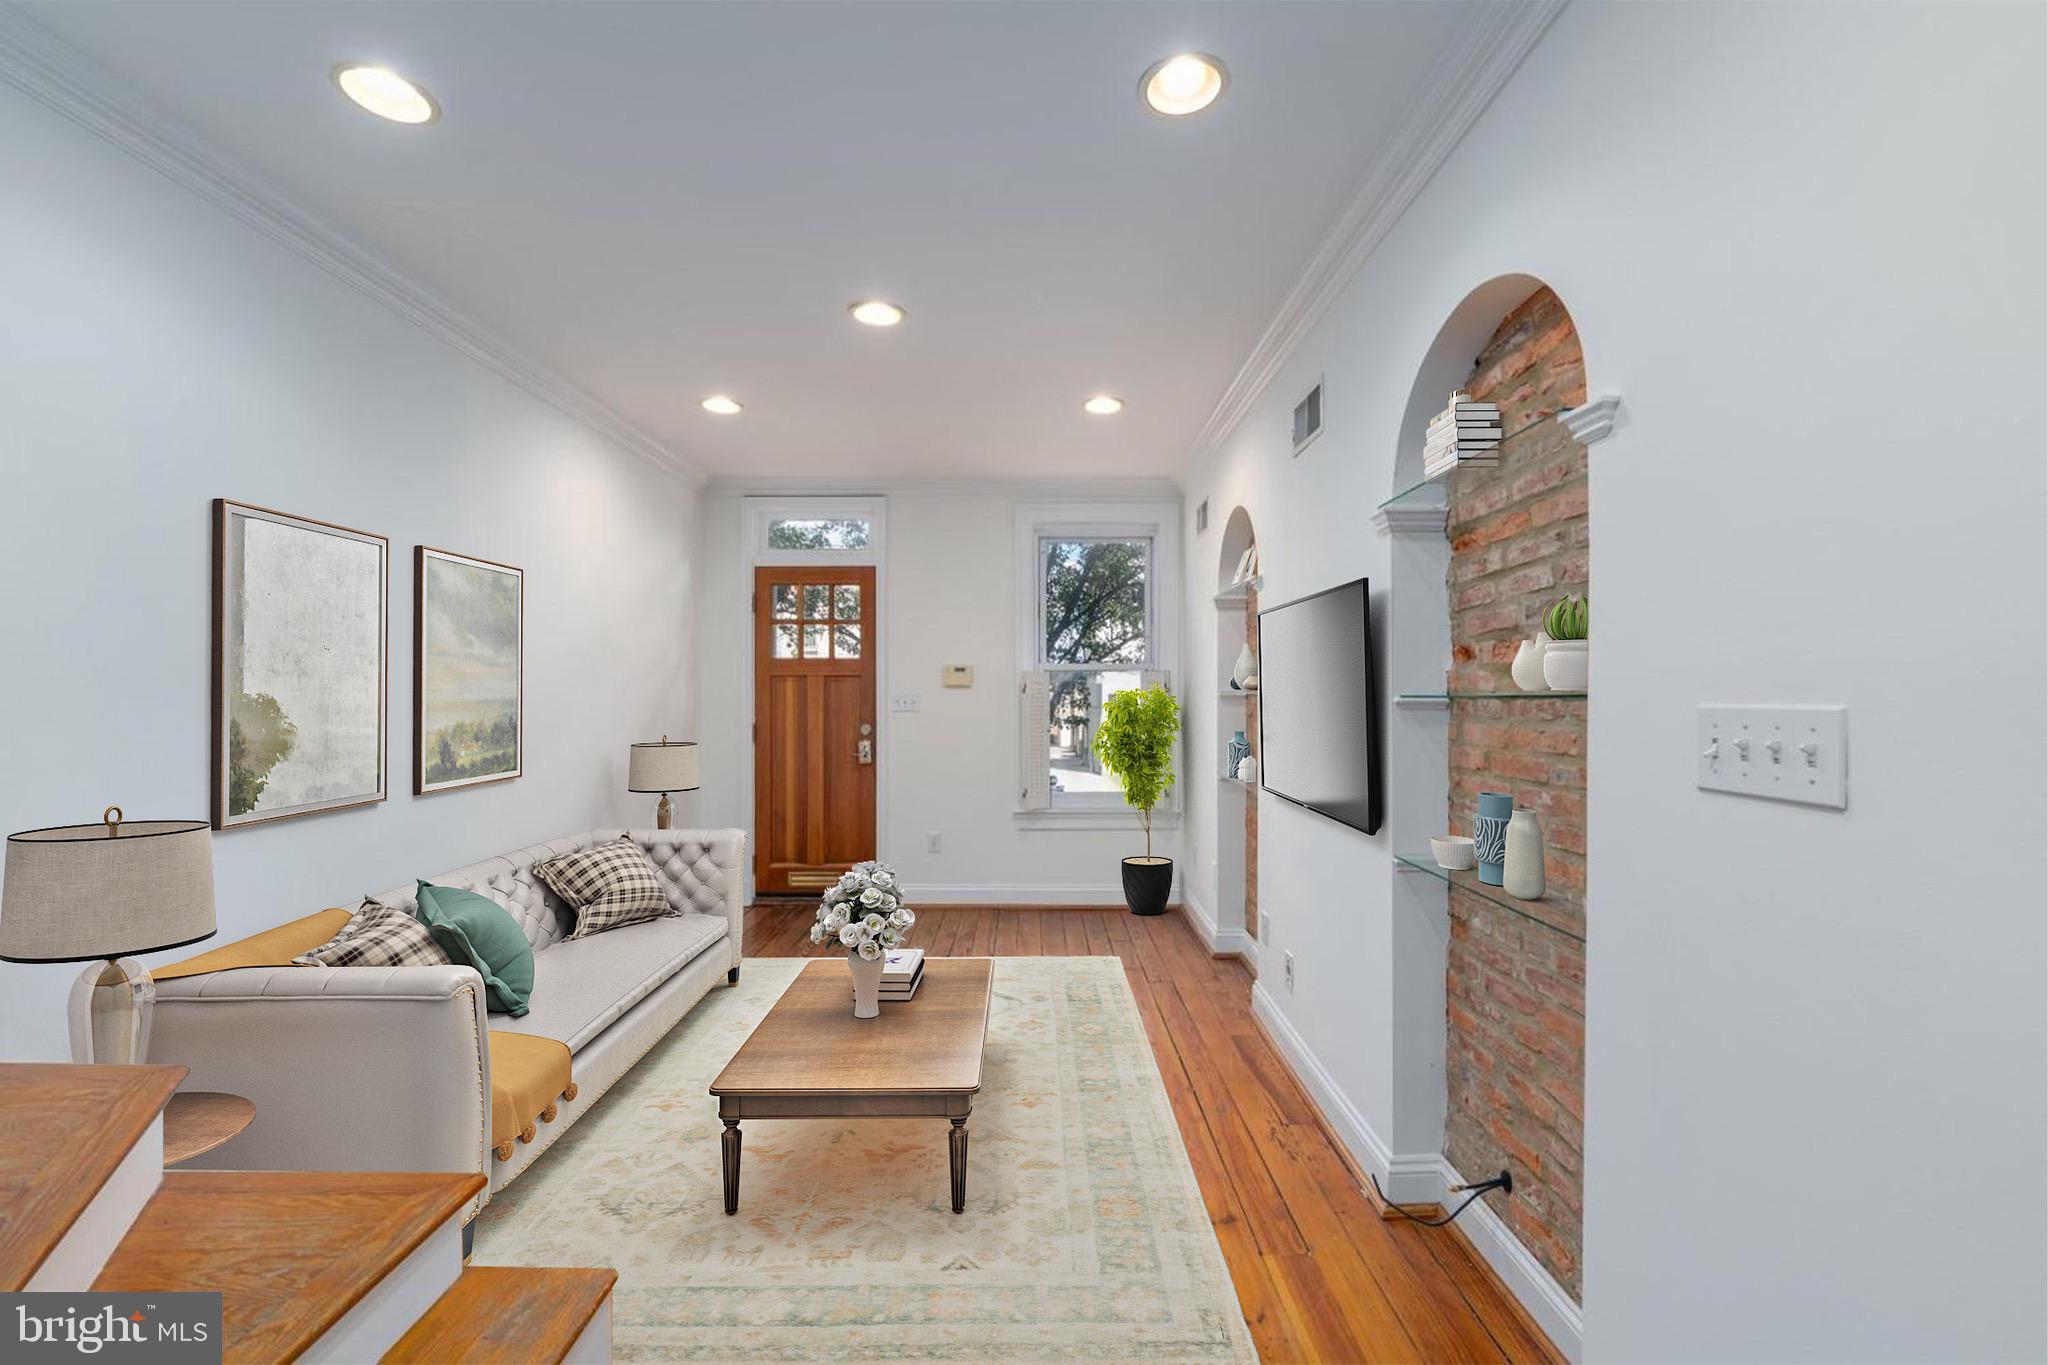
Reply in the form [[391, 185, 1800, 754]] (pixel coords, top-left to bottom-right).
[[1293, 381, 1323, 455], [1196, 499, 1209, 533]]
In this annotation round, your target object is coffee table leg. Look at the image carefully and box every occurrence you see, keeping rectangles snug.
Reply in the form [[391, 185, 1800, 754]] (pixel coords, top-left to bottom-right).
[[722, 1119, 742, 1215], [949, 1118, 968, 1214]]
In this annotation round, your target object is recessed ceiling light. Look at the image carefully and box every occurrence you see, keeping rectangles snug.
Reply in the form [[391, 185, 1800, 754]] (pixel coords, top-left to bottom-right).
[[849, 300, 906, 328], [333, 64, 438, 125], [701, 395, 743, 415], [1140, 53, 1228, 117], [1084, 395, 1125, 416]]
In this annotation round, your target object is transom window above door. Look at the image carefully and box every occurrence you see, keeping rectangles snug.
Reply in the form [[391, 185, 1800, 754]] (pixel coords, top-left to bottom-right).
[[768, 580, 864, 659], [767, 517, 871, 550]]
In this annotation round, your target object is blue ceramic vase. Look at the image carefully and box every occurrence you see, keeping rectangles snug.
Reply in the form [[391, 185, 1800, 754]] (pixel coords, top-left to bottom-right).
[[1474, 792, 1512, 886], [1226, 730, 1250, 775]]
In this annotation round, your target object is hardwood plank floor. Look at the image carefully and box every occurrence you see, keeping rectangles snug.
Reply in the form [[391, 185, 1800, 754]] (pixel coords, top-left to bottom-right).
[[744, 903, 1563, 1365]]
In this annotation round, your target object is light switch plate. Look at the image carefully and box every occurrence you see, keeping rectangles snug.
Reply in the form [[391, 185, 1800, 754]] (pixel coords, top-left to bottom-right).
[[890, 693, 921, 713], [1697, 704, 1846, 809]]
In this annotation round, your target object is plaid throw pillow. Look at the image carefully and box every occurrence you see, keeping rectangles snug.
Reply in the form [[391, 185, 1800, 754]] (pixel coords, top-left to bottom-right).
[[534, 837, 673, 939], [293, 900, 453, 968]]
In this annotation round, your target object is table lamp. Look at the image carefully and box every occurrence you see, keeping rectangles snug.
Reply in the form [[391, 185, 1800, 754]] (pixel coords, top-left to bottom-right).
[[1, 806, 216, 1064], [628, 737, 699, 830]]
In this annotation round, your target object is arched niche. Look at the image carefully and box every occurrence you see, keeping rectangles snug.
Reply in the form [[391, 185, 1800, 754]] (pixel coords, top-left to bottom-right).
[[1213, 506, 1258, 942], [1375, 272, 1603, 1302]]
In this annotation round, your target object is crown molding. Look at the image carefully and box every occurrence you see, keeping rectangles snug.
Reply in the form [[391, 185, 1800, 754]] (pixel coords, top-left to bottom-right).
[[1558, 393, 1622, 445], [0, 4, 699, 486], [711, 473, 1183, 502], [1183, 0, 1568, 473]]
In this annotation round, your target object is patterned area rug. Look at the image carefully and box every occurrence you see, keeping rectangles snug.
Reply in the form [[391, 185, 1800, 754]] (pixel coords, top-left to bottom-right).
[[474, 956, 1255, 1363]]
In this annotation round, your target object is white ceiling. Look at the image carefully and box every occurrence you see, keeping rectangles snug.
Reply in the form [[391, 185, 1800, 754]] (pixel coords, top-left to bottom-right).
[[21, 1, 1493, 481]]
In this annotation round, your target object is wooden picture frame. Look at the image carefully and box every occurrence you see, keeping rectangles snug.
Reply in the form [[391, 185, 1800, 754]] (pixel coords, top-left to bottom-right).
[[212, 499, 389, 830], [413, 545, 524, 795]]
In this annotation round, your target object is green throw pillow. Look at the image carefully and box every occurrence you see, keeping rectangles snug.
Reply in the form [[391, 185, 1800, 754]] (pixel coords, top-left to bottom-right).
[[414, 881, 534, 1017]]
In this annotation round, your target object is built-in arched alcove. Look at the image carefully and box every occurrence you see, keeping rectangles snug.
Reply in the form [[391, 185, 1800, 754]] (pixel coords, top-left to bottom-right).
[[1378, 274, 1607, 1309], [1213, 507, 1258, 945]]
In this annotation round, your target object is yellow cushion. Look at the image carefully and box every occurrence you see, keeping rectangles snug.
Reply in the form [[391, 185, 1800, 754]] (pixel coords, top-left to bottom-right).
[[488, 1031, 574, 1153], [151, 908, 355, 981]]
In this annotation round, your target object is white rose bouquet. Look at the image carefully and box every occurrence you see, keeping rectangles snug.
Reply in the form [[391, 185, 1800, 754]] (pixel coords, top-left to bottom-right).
[[810, 860, 915, 960]]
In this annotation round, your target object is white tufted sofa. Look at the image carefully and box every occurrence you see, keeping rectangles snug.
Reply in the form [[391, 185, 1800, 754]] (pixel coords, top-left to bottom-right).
[[151, 828, 745, 1222]]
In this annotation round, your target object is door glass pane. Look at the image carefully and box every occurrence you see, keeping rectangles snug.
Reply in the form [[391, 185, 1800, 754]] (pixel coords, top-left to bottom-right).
[[802, 625, 830, 658], [772, 623, 798, 658], [833, 624, 862, 659], [1046, 669, 1139, 795], [770, 584, 798, 619], [1041, 537, 1148, 664], [802, 585, 831, 619], [767, 517, 871, 550], [834, 584, 861, 619]]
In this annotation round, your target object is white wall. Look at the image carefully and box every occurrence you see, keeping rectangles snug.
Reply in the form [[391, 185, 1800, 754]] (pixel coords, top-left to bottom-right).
[[694, 484, 1182, 901], [1181, 2, 2045, 1360], [0, 78, 702, 1060]]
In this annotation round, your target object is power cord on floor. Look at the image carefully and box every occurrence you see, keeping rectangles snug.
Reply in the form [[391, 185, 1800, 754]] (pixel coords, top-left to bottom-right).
[[1368, 1169, 1512, 1227]]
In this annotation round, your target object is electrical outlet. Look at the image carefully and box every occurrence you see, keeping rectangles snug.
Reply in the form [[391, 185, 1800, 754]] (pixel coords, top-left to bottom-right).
[[1283, 951, 1296, 992], [925, 832, 941, 853]]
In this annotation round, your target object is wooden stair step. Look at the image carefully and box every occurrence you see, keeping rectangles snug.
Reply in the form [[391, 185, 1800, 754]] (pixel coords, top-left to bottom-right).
[[94, 1169, 484, 1364], [382, 1265, 618, 1364], [0, 1062, 186, 1290]]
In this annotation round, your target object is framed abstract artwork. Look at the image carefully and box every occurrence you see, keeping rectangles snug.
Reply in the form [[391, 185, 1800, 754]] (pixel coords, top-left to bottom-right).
[[212, 500, 389, 829], [414, 546, 523, 795]]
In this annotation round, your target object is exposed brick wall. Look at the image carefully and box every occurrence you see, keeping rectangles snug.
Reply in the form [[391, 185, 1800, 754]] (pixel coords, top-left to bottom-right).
[[1442, 286, 1589, 1298], [1243, 581, 1259, 939]]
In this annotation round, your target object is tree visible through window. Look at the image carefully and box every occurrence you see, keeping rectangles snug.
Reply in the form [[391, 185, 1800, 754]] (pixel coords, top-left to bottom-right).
[[1042, 538, 1147, 664], [1039, 537, 1150, 799], [767, 518, 872, 550]]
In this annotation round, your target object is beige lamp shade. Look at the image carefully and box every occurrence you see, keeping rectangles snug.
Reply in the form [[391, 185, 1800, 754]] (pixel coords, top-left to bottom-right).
[[628, 738, 700, 794], [1, 813, 217, 963]]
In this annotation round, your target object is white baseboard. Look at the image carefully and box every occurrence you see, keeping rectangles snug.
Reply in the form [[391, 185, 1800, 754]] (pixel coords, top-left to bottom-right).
[[912, 883, 1128, 906], [1248, 982, 1582, 1362], [1178, 887, 1256, 961], [1438, 1154, 1584, 1361]]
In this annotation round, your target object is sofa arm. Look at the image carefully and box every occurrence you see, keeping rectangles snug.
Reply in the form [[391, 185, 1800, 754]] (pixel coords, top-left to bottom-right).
[[148, 965, 492, 1217], [626, 827, 747, 971]]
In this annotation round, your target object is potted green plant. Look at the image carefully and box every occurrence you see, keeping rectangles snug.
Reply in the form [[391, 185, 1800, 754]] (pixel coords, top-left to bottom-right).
[[1092, 684, 1182, 916], [1540, 593, 1589, 691]]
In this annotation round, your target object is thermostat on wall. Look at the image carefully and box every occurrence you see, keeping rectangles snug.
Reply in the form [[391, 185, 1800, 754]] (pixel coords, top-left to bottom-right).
[[942, 665, 974, 689]]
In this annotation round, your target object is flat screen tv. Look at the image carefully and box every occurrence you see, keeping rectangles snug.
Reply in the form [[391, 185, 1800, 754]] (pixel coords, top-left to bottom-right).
[[1256, 577, 1382, 834]]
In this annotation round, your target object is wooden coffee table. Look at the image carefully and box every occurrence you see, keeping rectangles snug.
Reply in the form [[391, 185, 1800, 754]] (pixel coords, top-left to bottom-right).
[[710, 956, 992, 1215]]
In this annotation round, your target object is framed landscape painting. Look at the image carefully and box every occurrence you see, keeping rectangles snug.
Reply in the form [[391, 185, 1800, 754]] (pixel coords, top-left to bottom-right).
[[212, 500, 389, 829], [414, 546, 523, 795]]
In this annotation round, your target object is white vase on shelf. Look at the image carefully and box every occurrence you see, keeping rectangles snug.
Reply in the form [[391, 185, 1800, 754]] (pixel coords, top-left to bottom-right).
[[1235, 754, 1258, 784], [1503, 808, 1546, 900], [1510, 634, 1550, 692], [1231, 643, 1258, 690]]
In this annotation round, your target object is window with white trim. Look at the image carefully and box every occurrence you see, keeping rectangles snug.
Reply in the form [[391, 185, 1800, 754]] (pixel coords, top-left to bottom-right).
[[1015, 505, 1179, 817]]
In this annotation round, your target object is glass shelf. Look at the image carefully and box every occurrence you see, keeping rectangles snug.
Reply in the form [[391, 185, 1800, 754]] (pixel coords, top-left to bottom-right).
[[1376, 410, 1563, 511], [1397, 691, 1585, 703], [1395, 853, 1585, 942]]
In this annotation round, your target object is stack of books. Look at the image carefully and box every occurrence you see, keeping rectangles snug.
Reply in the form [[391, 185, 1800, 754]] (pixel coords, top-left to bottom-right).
[[880, 947, 925, 1002], [1424, 390, 1502, 478]]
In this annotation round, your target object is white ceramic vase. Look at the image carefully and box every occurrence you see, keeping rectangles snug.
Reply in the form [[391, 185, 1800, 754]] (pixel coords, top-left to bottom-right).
[[1503, 808, 1546, 900], [1542, 639, 1589, 691], [848, 949, 883, 1019], [1232, 643, 1259, 690], [1236, 754, 1258, 783], [1510, 634, 1551, 692]]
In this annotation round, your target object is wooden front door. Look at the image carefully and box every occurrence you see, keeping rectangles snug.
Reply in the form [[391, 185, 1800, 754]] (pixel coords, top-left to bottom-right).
[[753, 566, 877, 896]]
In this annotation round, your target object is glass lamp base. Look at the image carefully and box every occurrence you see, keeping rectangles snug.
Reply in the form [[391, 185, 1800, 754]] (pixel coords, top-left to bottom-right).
[[68, 957, 154, 1065]]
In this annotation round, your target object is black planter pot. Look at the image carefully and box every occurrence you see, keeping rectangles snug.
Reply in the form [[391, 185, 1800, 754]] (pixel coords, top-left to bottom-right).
[[1121, 857, 1174, 917]]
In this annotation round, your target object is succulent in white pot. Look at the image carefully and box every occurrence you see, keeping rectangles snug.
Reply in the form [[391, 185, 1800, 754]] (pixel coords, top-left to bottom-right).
[[810, 861, 915, 1018], [1540, 594, 1589, 692]]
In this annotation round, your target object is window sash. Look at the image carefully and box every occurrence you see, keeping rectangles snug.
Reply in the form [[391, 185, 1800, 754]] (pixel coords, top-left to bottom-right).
[[1034, 532, 1155, 671]]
